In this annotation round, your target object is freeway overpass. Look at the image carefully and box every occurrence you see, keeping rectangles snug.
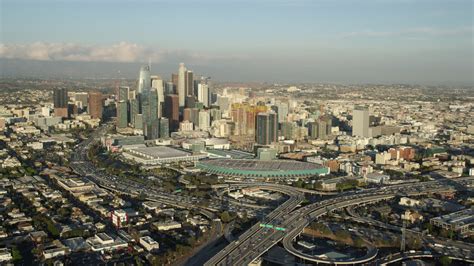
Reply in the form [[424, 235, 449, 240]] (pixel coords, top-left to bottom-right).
[[205, 177, 474, 265]]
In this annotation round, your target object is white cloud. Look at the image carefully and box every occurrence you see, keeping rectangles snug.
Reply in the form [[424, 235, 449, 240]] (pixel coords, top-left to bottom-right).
[[341, 26, 473, 38], [0, 42, 248, 63]]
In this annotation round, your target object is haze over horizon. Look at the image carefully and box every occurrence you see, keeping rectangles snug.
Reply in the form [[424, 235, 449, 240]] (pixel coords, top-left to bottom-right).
[[1, 0, 473, 85]]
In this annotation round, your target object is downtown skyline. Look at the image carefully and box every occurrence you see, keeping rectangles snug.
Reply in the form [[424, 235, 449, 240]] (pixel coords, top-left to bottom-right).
[[1, 0, 473, 84]]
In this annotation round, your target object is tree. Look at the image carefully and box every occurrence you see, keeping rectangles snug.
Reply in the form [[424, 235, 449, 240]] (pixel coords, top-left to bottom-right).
[[439, 255, 452, 266], [353, 236, 365, 248], [220, 211, 232, 223], [335, 229, 351, 240], [314, 181, 323, 190], [11, 246, 22, 262]]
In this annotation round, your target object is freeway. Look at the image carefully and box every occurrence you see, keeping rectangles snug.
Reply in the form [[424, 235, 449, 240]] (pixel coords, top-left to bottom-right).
[[205, 176, 474, 265], [69, 124, 222, 218], [379, 250, 474, 265], [71, 125, 474, 265], [204, 189, 305, 266]]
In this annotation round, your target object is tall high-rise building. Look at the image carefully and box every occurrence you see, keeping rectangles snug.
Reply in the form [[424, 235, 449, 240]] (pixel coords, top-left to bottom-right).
[[217, 95, 230, 115], [159, 117, 169, 138], [280, 121, 295, 140], [185, 96, 196, 108], [308, 116, 332, 140], [53, 88, 68, 108], [118, 87, 129, 102], [130, 98, 139, 125], [198, 110, 210, 131], [134, 114, 143, 129], [178, 63, 186, 107], [183, 108, 199, 127], [210, 108, 222, 122], [73, 92, 88, 109], [255, 111, 278, 145], [137, 65, 151, 94], [151, 76, 164, 118], [353, 106, 370, 137], [117, 101, 128, 128], [53, 88, 69, 118], [148, 88, 159, 121], [164, 94, 179, 132], [273, 101, 289, 123], [144, 118, 160, 140], [88, 91, 103, 119], [171, 73, 178, 88], [185, 70, 194, 96], [197, 83, 209, 107], [165, 82, 175, 95]]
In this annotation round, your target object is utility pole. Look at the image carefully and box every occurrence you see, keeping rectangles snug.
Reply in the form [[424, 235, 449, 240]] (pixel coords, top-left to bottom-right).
[[401, 219, 406, 252]]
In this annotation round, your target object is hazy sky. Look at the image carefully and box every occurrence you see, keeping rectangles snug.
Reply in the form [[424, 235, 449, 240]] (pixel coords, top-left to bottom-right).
[[1, 0, 473, 84]]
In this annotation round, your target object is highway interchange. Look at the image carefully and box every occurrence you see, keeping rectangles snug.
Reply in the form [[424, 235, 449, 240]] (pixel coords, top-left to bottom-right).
[[69, 124, 474, 265]]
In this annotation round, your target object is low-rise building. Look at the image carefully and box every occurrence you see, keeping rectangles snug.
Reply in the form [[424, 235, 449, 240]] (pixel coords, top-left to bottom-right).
[[86, 233, 128, 252], [153, 221, 182, 231], [139, 236, 159, 251], [0, 248, 12, 262], [430, 208, 474, 238]]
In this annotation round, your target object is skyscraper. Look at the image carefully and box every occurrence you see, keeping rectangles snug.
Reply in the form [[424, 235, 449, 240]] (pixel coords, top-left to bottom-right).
[[137, 65, 151, 94], [88, 91, 103, 119], [118, 87, 129, 102], [53, 88, 69, 118], [171, 73, 178, 89], [280, 121, 295, 140], [164, 94, 179, 132], [273, 101, 289, 123], [148, 88, 159, 121], [159, 117, 169, 138], [183, 108, 199, 127], [185, 70, 194, 96], [255, 111, 278, 145], [185, 96, 196, 108], [117, 101, 128, 128], [165, 82, 175, 95], [151, 76, 164, 118], [198, 110, 210, 131], [197, 82, 209, 107], [353, 106, 370, 137], [144, 118, 160, 140], [53, 88, 68, 108], [130, 98, 139, 125], [178, 63, 186, 107], [308, 116, 332, 140]]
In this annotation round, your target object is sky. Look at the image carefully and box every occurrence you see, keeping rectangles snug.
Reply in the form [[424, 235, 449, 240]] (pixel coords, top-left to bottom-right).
[[1, 0, 473, 84]]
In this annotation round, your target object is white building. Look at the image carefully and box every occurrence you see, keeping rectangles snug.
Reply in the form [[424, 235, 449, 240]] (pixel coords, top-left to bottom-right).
[[197, 83, 209, 107], [178, 63, 186, 107], [198, 110, 211, 131], [87, 233, 128, 252], [151, 75, 165, 117], [153, 221, 182, 231], [399, 197, 421, 207], [140, 236, 159, 251], [180, 120, 194, 132], [111, 209, 128, 228], [352, 106, 369, 138], [375, 152, 392, 165], [0, 248, 12, 262]]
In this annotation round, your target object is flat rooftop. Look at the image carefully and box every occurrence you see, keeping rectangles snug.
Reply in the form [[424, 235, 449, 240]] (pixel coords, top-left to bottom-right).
[[433, 208, 474, 226], [128, 146, 191, 159], [207, 149, 255, 159], [200, 159, 325, 171]]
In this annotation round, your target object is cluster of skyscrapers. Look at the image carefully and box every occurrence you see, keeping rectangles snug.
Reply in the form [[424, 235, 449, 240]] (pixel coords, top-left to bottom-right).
[[53, 88, 103, 120], [116, 63, 211, 140]]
